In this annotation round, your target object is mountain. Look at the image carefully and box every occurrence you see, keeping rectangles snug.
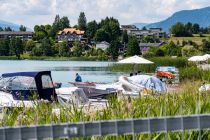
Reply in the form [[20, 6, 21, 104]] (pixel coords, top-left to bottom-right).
[[134, 7, 210, 32], [0, 20, 31, 31], [133, 23, 149, 29]]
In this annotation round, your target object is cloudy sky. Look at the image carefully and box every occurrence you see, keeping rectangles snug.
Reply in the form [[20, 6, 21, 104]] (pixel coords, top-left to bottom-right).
[[0, 0, 210, 29]]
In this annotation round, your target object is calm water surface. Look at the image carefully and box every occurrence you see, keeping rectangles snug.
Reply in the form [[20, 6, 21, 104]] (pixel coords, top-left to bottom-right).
[[0, 60, 125, 87]]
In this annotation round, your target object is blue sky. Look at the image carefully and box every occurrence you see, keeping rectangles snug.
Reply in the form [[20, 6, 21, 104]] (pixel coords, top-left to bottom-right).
[[0, 0, 209, 28]]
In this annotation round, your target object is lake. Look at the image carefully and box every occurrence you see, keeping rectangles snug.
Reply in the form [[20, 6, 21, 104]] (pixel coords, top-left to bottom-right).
[[0, 60, 125, 87]]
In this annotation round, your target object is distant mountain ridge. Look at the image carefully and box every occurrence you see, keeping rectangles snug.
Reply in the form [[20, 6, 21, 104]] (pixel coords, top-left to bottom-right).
[[134, 6, 210, 32], [0, 20, 31, 31]]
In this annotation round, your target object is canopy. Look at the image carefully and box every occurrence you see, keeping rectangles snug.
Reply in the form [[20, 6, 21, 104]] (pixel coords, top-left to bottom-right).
[[2, 71, 51, 78], [117, 55, 154, 64], [128, 75, 167, 93], [188, 56, 207, 62]]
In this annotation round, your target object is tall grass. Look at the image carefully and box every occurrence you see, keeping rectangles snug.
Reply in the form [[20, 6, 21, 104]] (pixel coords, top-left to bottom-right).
[[109, 57, 189, 73], [2, 81, 210, 139]]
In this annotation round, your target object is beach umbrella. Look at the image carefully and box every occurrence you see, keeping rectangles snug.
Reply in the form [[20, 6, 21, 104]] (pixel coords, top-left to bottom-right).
[[188, 56, 207, 62], [117, 55, 154, 64], [117, 55, 154, 72]]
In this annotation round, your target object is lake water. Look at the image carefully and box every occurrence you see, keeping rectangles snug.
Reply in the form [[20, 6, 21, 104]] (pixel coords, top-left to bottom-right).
[[0, 60, 125, 87]]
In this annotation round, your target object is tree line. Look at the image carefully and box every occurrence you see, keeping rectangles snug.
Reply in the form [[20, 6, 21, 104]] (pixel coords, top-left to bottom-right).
[[170, 22, 210, 37], [0, 12, 141, 60]]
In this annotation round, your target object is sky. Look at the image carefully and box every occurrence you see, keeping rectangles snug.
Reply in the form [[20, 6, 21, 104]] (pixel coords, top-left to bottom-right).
[[0, 0, 210, 29]]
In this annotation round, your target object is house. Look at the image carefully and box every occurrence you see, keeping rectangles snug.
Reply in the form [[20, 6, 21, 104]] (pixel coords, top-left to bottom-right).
[[139, 42, 165, 54], [130, 28, 167, 39], [96, 41, 110, 50], [0, 31, 33, 40], [121, 25, 167, 39], [57, 28, 86, 43], [121, 25, 138, 34]]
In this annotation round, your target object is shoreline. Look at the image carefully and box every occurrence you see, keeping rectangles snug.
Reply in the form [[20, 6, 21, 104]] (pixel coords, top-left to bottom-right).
[[0, 56, 112, 62]]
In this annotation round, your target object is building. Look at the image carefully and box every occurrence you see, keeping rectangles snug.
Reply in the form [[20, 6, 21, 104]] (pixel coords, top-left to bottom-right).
[[139, 42, 165, 54], [121, 25, 167, 39], [57, 28, 86, 43], [0, 31, 33, 40], [121, 25, 138, 34], [96, 41, 110, 50]]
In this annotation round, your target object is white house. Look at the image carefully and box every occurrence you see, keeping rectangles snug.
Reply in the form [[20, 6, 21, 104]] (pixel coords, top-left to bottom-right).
[[96, 41, 110, 50]]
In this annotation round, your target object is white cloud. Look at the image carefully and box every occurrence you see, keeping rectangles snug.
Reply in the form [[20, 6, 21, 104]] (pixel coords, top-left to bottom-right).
[[0, 0, 209, 29]]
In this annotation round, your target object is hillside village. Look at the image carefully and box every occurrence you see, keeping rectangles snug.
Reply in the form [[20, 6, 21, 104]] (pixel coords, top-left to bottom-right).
[[0, 10, 210, 60]]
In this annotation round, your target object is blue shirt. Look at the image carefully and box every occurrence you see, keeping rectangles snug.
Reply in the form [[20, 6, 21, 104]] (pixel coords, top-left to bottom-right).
[[75, 75, 82, 82]]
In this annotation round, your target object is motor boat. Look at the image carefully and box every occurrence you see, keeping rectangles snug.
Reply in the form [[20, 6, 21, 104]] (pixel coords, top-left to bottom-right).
[[56, 87, 108, 114], [0, 71, 57, 108], [69, 82, 118, 99]]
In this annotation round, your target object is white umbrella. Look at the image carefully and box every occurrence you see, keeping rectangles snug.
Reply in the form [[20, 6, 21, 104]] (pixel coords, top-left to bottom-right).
[[188, 56, 207, 62], [117, 55, 154, 72], [117, 55, 154, 64]]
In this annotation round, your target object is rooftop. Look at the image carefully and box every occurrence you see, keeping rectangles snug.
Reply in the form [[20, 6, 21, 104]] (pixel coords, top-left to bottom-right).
[[58, 28, 85, 35], [0, 31, 33, 35]]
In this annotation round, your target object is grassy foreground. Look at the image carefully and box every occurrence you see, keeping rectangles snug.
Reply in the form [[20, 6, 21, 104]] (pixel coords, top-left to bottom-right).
[[2, 81, 210, 139]]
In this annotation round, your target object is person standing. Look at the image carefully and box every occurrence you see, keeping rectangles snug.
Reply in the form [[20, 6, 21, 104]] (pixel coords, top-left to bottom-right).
[[75, 73, 82, 82]]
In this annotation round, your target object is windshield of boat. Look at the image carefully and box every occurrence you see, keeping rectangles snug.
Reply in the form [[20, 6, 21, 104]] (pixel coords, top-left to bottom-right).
[[0, 76, 37, 91]]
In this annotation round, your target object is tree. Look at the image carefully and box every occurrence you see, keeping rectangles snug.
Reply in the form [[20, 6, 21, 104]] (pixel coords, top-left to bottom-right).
[[141, 36, 160, 43], [170, 22, 192, 37], [181, 45, 200, 57], [31, 45, 43, 56], [86, 20, 98, 40], [202, 40, 210, 52], [59, 41, 70, 57], [192, 23, 200, 34], [60, 16, 70, 30], [4, 27, 12, 31], [0, 39, 9, 56], [78, 12, 87, 31], [122, 30, 128, 44], [25, 40, 36, 52], [19, 25, 26, 31], [0, 27, 3, 31], [107, 40, 119, 60], [127, 36, 140, 56], [40, 38, 52, 56], [9, 38, 23, 59], [72, 41, 84, 57], [99, 17, 121, 41], [95, 29, 110, 42]]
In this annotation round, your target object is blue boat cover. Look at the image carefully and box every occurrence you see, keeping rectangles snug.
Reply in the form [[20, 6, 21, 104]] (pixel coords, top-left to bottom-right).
[[2, 71, 48, 78]]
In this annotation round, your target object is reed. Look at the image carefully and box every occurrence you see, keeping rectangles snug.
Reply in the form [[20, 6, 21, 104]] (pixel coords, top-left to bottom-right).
[[2, 81, 210, 139]]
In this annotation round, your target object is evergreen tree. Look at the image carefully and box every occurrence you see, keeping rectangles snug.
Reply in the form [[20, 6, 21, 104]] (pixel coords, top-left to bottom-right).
[[19, 25, 26, 31], [41, 38, 52, 56], [107, 40, 119, 60], [95, 29, 110, 42], [86, 20, 98, 40], [78, 12, 87, 30], [127, 36, 140, 56], [4, 27, 12, 31], [60, 16, 70, 30], [122, 30, 128, 44]]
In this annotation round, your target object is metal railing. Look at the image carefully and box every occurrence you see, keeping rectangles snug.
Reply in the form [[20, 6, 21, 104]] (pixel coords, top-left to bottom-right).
[[1, 114, 210, 139]]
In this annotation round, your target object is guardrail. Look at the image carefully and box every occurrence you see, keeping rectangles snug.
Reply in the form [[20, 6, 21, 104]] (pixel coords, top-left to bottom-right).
[[1, 114, 210, 139]]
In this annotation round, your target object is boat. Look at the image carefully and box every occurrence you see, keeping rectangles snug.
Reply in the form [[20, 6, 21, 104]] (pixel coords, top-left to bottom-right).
[[0, 71, 57, 108], [69, 82, 118, 99]]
